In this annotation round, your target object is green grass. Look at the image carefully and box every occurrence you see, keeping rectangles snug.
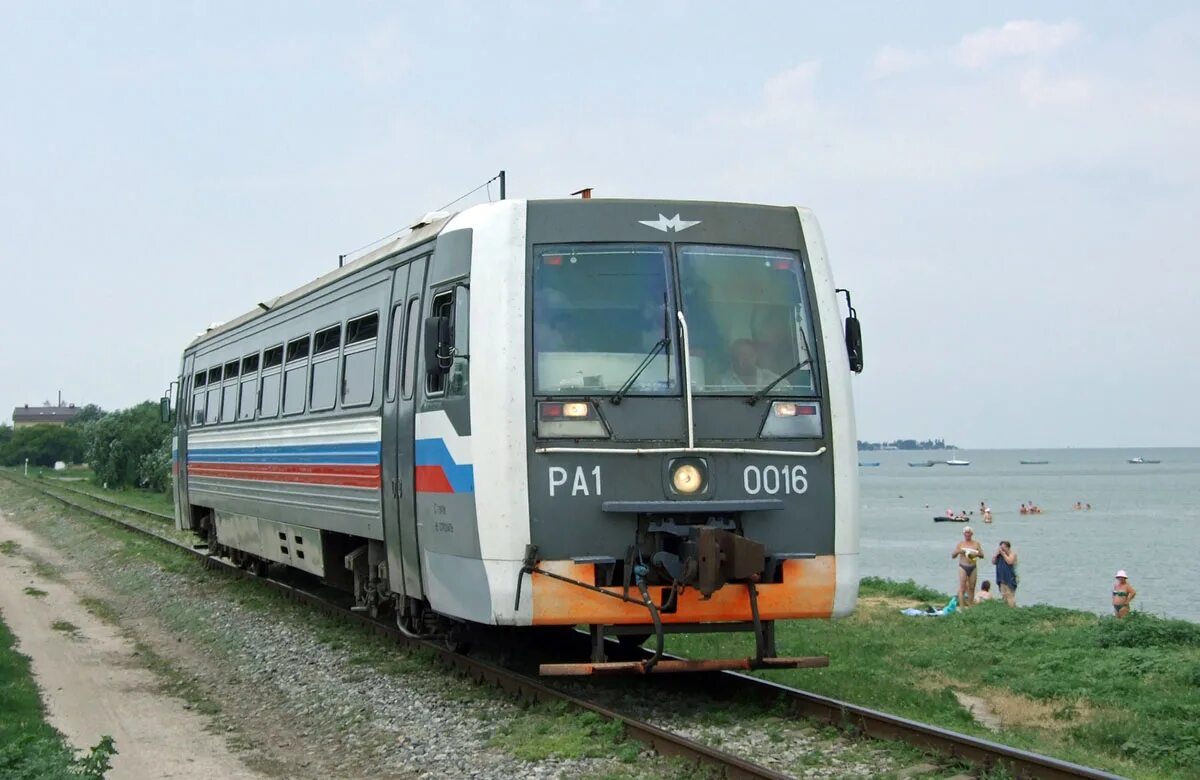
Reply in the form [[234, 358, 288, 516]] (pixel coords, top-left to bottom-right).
[[0, 540, 18, 556], [488, 701, 637, 762], [0, 614, 115, 779], [50, 620, 79, 635], [670, 578, 1200, 779], [22, 587, 47, 598]]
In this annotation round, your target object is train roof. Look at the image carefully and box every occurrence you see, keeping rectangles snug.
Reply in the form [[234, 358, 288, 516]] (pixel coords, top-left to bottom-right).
[[186, 209, 461, 351], [185, 197, 809, 352]]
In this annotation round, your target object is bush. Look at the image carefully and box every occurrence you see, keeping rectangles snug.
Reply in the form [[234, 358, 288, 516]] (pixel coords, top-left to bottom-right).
[[1095, 611, 1200, 649]]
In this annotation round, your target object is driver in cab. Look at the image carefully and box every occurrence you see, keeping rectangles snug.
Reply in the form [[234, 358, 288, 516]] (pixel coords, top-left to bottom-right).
[[719, 339, 778, 388]]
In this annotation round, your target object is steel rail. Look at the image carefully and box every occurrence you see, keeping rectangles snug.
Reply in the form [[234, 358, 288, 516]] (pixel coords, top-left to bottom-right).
[[0, 472, 789, 780], [1, 472, 1126, 779]]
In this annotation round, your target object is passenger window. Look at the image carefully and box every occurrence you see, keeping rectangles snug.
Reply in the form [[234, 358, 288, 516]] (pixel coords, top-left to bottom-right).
[[342, 312, 378, 407], [259, 346, 283, 418], [192, 370, 207, 425], [310, 325, 341, 412], [220, 360, 239, 423], [386, 303, 404, 403], [238, 353, 260, 421], [205, 384, 221, 424], [282, 336, 310, 416], [402, 299, 420, 400]]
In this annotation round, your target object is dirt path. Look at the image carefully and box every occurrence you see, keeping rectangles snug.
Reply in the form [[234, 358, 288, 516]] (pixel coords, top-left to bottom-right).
[[0, 509, 264, 780]]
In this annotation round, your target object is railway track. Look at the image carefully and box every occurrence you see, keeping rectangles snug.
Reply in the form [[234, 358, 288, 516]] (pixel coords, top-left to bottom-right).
[[0, 472, 1125, 780]]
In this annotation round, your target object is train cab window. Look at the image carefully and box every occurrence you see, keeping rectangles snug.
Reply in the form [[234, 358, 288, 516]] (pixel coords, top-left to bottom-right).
[[259, 345, 284, 418], [220, 360, 239, 423], [342, 312, 378, 407], [401, 299, 420, 401], [310, 325, 341, 412], [238, 353, 260, 421], [426, 294, 453, 396], [677, 245, 820, 396], [532, 244, 677, 395], [192, 370, 207, 425], [282, 336, 310, 416]]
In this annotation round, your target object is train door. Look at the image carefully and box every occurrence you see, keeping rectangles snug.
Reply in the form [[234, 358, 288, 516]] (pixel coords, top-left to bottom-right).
[[175, 353, 194, 531], [381, 255, 430, 603]]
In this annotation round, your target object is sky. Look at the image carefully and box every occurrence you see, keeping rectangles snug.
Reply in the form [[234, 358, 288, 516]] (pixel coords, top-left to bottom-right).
[[1, 2, 1197, 448]]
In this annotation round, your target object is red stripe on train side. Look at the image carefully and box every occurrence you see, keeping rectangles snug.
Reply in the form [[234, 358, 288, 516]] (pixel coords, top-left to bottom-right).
[[413, 465, 453, 493], [188, 463, 381, 489]]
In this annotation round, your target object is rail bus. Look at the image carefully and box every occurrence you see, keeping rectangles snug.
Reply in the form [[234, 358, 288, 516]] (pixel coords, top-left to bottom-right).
[[169, 198, 864, 674]]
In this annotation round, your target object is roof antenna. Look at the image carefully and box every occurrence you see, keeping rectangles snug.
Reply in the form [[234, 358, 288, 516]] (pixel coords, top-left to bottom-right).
[[571, 187, 593, 199]]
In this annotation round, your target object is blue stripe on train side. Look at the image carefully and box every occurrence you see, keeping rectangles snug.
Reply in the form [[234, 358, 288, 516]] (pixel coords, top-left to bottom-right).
[[414, 438, 474, 493], [188, 441, 381, 465]]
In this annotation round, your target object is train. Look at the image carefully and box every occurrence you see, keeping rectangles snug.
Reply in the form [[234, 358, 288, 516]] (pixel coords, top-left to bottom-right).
[[168, 197, 864, 674]]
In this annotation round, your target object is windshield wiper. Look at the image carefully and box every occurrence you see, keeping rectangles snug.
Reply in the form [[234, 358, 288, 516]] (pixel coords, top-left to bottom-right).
[[746, 358, 812, 405], [747, 324, 815, 406], [611, 338, 669, 404]]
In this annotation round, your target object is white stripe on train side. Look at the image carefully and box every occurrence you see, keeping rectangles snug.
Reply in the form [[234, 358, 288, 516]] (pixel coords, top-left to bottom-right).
[[797, 207, 860, 618], [445, 199, 532, 625]]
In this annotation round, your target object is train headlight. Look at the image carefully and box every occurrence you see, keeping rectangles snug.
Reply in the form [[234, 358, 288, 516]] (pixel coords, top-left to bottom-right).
[[668, 458, 708, 496], [537, 401, 609, 439], [672, 464, 703, 494]]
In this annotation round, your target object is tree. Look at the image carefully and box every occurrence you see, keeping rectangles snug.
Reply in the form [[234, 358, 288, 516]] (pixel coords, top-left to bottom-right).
[[86, 401, 171, 489], [68, 404, 107, 426], [0, 425, 86, 467]]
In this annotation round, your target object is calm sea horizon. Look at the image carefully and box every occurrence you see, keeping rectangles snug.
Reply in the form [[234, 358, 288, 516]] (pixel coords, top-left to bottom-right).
[[857, 447, 1199, 622]]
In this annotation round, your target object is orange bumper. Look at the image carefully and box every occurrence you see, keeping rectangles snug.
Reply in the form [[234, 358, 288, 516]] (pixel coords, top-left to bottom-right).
[[530, 555, 837, 625]]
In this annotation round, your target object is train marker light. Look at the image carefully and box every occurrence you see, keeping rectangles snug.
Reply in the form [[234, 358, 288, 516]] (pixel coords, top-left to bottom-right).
[[537, 401, 609, 438]]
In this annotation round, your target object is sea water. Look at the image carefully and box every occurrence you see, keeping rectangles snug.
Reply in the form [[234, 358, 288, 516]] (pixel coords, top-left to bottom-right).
[[857, 447, 1200, 622]]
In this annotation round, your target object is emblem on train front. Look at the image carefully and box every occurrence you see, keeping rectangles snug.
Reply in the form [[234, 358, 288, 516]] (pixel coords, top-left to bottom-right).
[[638, 214, 701, 232]]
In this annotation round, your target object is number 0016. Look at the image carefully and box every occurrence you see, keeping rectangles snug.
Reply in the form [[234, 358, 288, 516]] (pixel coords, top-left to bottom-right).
[[743, 464, 808, 495]]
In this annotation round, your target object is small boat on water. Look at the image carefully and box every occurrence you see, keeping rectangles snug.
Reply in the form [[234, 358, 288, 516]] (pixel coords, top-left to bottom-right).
[[1020, 460, 1050, 465], [1127, 457, 1161, 464], [859, 461, 881, 467], [933, 515, 969, 523], [944, 459, 970, 466], [909, 461, 936, 468]]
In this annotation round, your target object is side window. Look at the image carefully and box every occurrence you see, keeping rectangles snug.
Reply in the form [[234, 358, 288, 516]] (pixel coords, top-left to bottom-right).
[[259, 345, 283, 418], [220, 360, 239, 423], [192, 370, 207, 425], [238, 353, 260, 421], [385, 303, 404, 403], [401, 299, 420, 400], [342, 312, 378, 407], [310, 325, 341, 412], [282, 336, 310, 416], [205, 381, 221, 424], [426, 292, 454, 396]]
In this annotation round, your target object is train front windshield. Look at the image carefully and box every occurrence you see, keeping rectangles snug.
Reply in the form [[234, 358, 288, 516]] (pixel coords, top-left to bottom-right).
[[533, 243, 820, 397]]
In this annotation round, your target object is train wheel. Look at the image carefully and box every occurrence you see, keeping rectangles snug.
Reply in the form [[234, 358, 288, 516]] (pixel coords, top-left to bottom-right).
[[444, 624, 473, 654]]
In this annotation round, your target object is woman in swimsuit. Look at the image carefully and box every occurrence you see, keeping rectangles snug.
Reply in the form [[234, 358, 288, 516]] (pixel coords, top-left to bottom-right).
[[951, 527, 984, 607], [1112, 570, 1136, 618]]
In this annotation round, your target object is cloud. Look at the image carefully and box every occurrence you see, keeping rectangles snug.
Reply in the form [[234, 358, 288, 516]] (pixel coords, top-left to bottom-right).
[[762, 61, 821, 113], [952, 20, 1080, 69], [868, 45, 928, 79], [1018, 68, 1093, 106]]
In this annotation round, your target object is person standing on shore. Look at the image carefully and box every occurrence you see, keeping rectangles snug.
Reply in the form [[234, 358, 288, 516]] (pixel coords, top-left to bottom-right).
[[992, 541, 1018, 607], [952, 527, 984, 607], [1112, 570, 1136, 618]]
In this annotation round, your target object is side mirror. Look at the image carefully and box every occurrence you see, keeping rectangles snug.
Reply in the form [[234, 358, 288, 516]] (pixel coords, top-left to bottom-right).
[[160, 396, 172, 422], [423, 315, 451, 376], [452, 285, 469, 358], [844, 316, 863, 373]]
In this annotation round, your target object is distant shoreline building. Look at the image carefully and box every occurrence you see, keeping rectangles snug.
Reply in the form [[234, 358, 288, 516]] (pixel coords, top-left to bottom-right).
[[12, 398, 81, 429]]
